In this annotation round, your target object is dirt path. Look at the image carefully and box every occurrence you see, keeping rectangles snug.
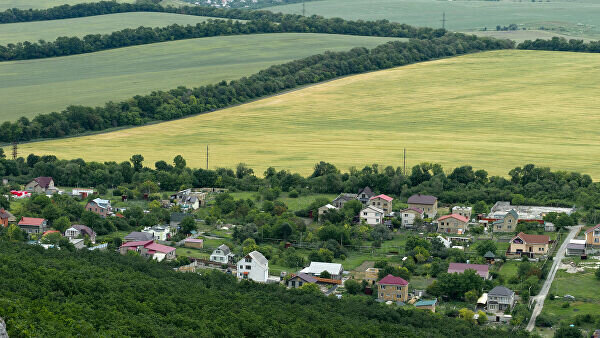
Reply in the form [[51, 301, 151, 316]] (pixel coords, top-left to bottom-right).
[[526, 225, 582, 331]]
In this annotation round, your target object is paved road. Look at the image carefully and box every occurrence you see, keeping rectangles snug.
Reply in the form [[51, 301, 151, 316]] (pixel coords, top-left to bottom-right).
[[526, 225, 582, 331]]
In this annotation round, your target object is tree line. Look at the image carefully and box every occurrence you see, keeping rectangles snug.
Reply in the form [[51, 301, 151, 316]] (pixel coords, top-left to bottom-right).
[[0, 34, 512, 142], [518, 37, 600, 53]]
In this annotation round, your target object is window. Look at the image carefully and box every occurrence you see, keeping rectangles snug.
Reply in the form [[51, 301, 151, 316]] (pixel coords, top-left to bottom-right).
[[381, 285, 385, 290], [363, 212, 367, 216], [246, 265, 251, 270], [595, 238, 599, 243], [239, 265, 243, 269], [291, 281, 295, 287], [508, 226, 512, 229], [380, 293, 383, 297], [245, 258, 252, 263], [298, 282, 303, 287]]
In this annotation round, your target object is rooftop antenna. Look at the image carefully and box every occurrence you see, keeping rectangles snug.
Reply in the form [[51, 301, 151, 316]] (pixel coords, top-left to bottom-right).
[[441, 12, 446, 29]]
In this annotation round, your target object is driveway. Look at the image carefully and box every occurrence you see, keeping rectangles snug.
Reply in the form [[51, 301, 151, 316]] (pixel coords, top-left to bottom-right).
[[526, 225, 582, 331]]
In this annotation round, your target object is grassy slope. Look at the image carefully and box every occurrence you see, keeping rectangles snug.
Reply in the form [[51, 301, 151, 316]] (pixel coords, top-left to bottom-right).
[[0, 12, 222, 45], [270, 0, 600, 39], [0, 0, 134, 10], [16, 50, 600, 178], [0, 33, 402, 120]]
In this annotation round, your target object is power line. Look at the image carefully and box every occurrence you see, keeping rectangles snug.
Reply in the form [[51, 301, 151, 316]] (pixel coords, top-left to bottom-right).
[[441, 12, 447, 29]]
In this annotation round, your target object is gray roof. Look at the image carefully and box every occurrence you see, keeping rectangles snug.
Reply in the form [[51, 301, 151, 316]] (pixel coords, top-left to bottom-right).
[[293, 273, 318, 283], [71, 224, 96, 237], [484, 251, 496, 258], [489, 286, 514, 297], [333, 193, 357, 203], [407, 194, 437, 205], [124, 232, 153, 241], [247, 250, 268, 267], [357, 187, 374, 198], [217, 244, 231, 256]]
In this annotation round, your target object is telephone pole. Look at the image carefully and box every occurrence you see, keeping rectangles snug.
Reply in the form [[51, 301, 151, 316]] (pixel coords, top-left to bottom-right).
[[302, 0, 305, 16], [11, 142, 17, 160], [441, 12, 446, 29], [403, 148, 406, 176], [206, 145, 209, 170]]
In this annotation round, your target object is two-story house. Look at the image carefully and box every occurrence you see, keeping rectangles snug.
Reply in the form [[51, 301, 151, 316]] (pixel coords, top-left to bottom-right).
[[400, 208, 424, 228], [493, 209, 519, 232], [331, 193, 358, 209], [436, 214, 469, 234], [451, 206, 472, 220], [369, 194, 393, 215], [142, 225, 173, 241], [210, 244, 235, 264], [17, 217, 47, 235], [237, 250, 268, 283], [25, 177, 58, 194], [360, 205, 384, 226], [407, 194, 438, 218], [65, 224, 96, 243], [585, 224, 600, 250], [487, 286, 515, 313], [508, 232, 550, 258], [85, 198, 111, 218], [377, 274, 409, 302], [357, 187, 375, 205]]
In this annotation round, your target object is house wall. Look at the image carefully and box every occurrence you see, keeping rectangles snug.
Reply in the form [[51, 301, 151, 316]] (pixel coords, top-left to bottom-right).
[[19, 222, 47, 235], [437, 218, 468, 234], [237, 258, 268, 283], [494, 213, 518, 232], [416, 305, 436, 313], [360, 210, 383, 225], [377, 284, 408, 302], [287, 277, 310, 288], [401, 211, 420, 227], [25, 181, 44, 194], [368, 198, 392, 215], [586, 229, 600, 246], [86, 202, 109, 218], [509, 242, 548, 255], [408, 201, 437, 218]]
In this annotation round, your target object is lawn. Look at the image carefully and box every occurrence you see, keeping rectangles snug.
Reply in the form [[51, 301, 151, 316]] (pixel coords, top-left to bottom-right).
[[175, 247, 210, 259], [497, 260, 519, 281], [0, 33, 402, 120], [0, 0, 134, 10], [270, 0, 600, 39], [228, 191, 337, 211], [0, 12, 220, 45], [18, 49, 600, 178]]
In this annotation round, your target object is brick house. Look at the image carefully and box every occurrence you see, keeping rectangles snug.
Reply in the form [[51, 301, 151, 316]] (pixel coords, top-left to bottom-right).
[[493, 209, 519, 232], [85, 198, 111, 218], [368, 194, 393, 215], [0, 209, 15, 227], [376, 274, 409, 302], [436, 214, 469, 234], [25, 177, 58, 194], [508, 232, 550, 258], [407, 194, 438, 218]]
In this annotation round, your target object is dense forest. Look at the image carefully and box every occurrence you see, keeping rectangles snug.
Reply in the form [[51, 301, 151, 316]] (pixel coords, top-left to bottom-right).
[[0, 242, 531, 337], [0, 35, 511, 142], [518, 37, 600, 52]]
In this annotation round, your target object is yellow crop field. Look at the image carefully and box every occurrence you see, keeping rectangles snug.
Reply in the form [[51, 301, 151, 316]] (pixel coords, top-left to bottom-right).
[[15, 50, 600, 177]]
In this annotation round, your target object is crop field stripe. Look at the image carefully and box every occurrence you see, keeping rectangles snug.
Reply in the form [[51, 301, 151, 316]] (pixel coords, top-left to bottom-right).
[[0, 0, 134, 10], [0, 33, 403, 120], [14, 50, 600, 178]]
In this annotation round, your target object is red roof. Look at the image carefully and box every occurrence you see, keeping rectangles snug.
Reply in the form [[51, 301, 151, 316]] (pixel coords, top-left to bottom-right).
[[401, 207, 424, 214], [448, 263, 489, 278], [370, 194, 393, 202], [377, 274, 409, 286], [42, 230, 60, 236], [512, 232, 550, 244], [585, 224, 600, 233], [18, 217, 46, 226], [121, 240, 153, 248], [145, 242, 176, 254], [437, 214, 469, 223]]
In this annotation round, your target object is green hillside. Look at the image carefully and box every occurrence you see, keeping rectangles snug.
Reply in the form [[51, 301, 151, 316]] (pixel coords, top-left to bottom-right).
[[0, 12, 223, 45], [0, 0, 134, 10], [0, 33, 402, 120], [270, 0, 600, 39]]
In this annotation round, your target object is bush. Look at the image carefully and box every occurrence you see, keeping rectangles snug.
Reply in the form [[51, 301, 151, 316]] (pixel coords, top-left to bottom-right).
[[561, 302, 570, 309], [535, 314, 554, 328], [288, 190, 299, 198]]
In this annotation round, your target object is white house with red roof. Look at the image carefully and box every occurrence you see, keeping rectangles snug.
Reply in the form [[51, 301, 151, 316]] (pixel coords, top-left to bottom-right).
[[18, 217, 47, 235], [400, 207, 424, 228], [447, 262, 490, 280], [368, 194, 393, 215], [436, 214, 469, 234], [119, 240, 176, 262], [360, 205, 384, 226], [377, 274, 409, 302]]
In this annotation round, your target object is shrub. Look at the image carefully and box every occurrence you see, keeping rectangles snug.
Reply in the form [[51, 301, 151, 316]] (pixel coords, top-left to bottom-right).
[[288, 190, 299, 198]]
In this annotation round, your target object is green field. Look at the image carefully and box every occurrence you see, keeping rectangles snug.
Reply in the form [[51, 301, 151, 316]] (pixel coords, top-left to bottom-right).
[[229, 192, 337, 212], [16, 50, 600, 178], [0, 33, 402, 120], [0, 0, 134, 10], [0, 12, 220, 45], [271, 0, 600, 39]]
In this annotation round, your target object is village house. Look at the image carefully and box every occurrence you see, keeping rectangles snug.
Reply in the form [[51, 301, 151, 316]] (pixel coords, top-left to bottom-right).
[[18, 217, 47, 235], [585, 224, 600, 250], [170, 189, 206, 211], [184, 238, 204, 249], [436, 214, 469, 234], [119, 240, 176, 261], [492, 209, 519, 232], [364, 267, 380, 284], [487, 286, 515, 313], [360, 205, 384, 226], [318, 204, 337, 220], [566, 239, 586, 256], [331, 193, 358, 209], [65, 224, 96, 243], [287, 273, 318, 288], [415, 299, 437, 313], [544, 222, 555, 232], [237, 250, 269, 283], [368, 194, 393, 215], [71, 188, 94, 199], [25, 177, 58, 194], [85, 198, 112, 218], [357, 187, 375, 205], [452, 206, 472, 220], [300, 262, 344, 280], [486, 201, 574, 223], [377, 274, 409, 302], [447, 262, 490, 280], [507, 232, 550, 258], [142, 225, 173, 241], [124, 231, 154, 242], [0, 209, 15, 227], [210, 244, 235, 264], [407, 194, 438, 218], [400, 208, 424, 228]]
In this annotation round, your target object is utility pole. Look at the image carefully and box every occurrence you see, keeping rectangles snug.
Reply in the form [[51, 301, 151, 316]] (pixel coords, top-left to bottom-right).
[[11, 142, 17, 160], [206, 145, 209, 170], [441, 12, 446, 29], [403, 148, 406, 176], [302, 0, 305, 16]]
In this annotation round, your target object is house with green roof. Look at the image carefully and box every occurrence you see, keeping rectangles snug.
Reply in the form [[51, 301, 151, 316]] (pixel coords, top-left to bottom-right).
[[414, 299, 437, 313]]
